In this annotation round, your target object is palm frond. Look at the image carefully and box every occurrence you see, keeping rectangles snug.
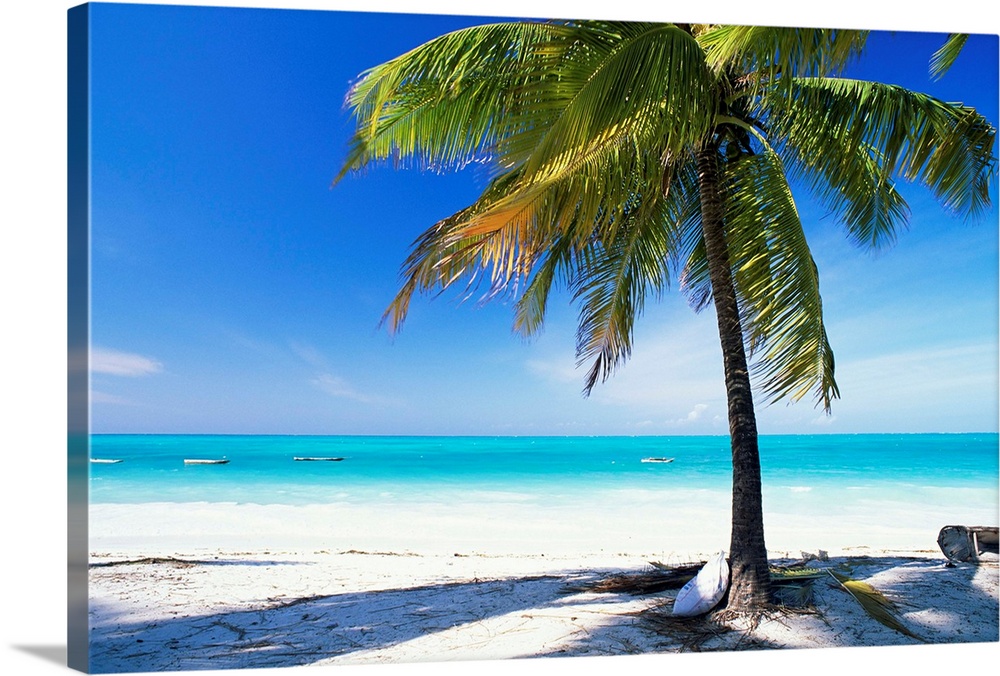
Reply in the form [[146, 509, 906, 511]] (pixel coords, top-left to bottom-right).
[[769, 77, 997, 229], [342, 18, 995, 423], [337, 21, 569, 181], [560, 154, 702, 394], [930, 33, 969, 80], [828, 570, 926, 642], [570, 191, 680, 395], [511, 232, 576, 339], [379, 170, 550, 333], [510, 22, 717, 185], [681, 148, 838, 411], [721, 149, 838, 411], [698, 26, 868, 87], [777, 120, 911, 249]]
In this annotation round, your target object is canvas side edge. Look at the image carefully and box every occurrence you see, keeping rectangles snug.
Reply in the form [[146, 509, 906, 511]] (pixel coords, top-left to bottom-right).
[[67, 3, 91, 673]]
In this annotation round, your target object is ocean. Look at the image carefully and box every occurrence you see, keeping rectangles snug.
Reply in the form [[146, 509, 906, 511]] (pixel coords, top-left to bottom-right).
[[85, 433, 999, 556], [88, 433, 998, 505]]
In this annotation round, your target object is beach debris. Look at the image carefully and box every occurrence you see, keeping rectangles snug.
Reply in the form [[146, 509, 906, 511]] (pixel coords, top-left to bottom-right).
[[768, 566, 827, 607], [89, 556, 199, 569], [827, 570, 925, 642], [798, 549, 828, 562], [672, 551, 730, 617], [937, 525, 999, 563], [641, 610, 734, 651], [564, 560, 826, 604], [560, 562, 703, 595]]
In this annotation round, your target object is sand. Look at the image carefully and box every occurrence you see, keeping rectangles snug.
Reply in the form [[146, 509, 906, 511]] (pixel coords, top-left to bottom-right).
[[84, 502, 999, 674]]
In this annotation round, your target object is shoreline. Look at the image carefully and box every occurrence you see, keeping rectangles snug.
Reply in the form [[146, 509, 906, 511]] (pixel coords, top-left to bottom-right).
[[89, 498, 985, 561]]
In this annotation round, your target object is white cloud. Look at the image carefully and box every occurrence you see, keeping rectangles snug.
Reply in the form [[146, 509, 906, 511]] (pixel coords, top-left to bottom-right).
[[660, 403, 712, 428], [684, 403, 708, 422], [91, 348, 163, 377]]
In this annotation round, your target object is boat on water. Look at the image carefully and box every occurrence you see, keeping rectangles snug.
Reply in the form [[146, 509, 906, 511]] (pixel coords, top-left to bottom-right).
[[183, 458, 229, 465], [641, 457, 674, 464], [90, 458, 123, 464], [293, 456, 345, 462]]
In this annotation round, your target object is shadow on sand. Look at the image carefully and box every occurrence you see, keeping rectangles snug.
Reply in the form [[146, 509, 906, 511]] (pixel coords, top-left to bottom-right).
[[87, 556, 998, 673]]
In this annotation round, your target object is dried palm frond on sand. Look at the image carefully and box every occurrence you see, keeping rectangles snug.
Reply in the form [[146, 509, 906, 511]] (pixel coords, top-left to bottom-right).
[[827, 569, 926, 642], [561, 562, 703, 595]]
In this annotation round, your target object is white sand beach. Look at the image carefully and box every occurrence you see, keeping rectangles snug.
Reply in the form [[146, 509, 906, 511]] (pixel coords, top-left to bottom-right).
[[87, 501, 1000, 674]]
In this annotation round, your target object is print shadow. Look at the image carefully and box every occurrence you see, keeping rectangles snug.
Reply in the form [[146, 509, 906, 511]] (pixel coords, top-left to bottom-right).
[[12, 645, 67, 667]]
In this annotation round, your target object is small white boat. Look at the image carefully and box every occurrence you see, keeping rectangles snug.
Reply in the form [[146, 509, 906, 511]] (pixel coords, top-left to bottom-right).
[[641, 457, 674, 464], [90, 458, 123, 464], [293, 456, 345, 462], [183, 458, 229, 465]]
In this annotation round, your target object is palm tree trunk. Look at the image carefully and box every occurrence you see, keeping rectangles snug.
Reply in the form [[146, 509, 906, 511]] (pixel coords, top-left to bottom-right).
[[695, 144, 771, 610]]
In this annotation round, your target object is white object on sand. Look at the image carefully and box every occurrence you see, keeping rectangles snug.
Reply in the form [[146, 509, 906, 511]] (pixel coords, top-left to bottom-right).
[[672, 550, 730, 617]]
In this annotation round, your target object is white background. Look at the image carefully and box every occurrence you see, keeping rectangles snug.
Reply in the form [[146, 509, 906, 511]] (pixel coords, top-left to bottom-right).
[[1, 1, 997, 675]]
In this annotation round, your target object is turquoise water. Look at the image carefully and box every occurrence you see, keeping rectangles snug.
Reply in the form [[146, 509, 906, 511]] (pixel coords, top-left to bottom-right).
[[88, 434, 999, 507]]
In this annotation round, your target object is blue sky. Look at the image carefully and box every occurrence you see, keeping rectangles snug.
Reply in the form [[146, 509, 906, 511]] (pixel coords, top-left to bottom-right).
[[86, 3, 1000, 435]]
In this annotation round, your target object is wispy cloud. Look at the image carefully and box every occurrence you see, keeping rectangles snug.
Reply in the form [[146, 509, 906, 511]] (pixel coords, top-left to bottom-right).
[[91, 348, 163, 377], [290, 341, 330, 370], [313, 373, 376, 404], [91, 390, 132, 405], [811, 414, 838, 427], [526, 319, 725, 405], [292, 342, 383, 405], [525, 358, 580, 384]]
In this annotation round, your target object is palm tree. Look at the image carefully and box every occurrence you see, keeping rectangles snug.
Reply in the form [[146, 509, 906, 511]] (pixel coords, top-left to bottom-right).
[[337, 21, 996, 609]]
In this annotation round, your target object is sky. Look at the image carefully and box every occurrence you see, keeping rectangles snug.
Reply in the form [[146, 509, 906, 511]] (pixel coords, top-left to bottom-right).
[[83, 2, 1000, 436]]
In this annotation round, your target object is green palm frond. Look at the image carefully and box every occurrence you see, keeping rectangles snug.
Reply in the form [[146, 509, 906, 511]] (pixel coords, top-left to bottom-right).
[[511, 22, 716, 184], [341, 20, 995, 409], [723, 149, 838, 411], [930, 33, 969, 80], [698, 25, 868, 86], [769, 77, 996, 230], [569, 188, 687, 394], [560, 154, 702, 393], [681, 149, 838, 411], [338, 21, 568, 181], [511, 232, 577, 340], [775, 116, 911, 249]]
